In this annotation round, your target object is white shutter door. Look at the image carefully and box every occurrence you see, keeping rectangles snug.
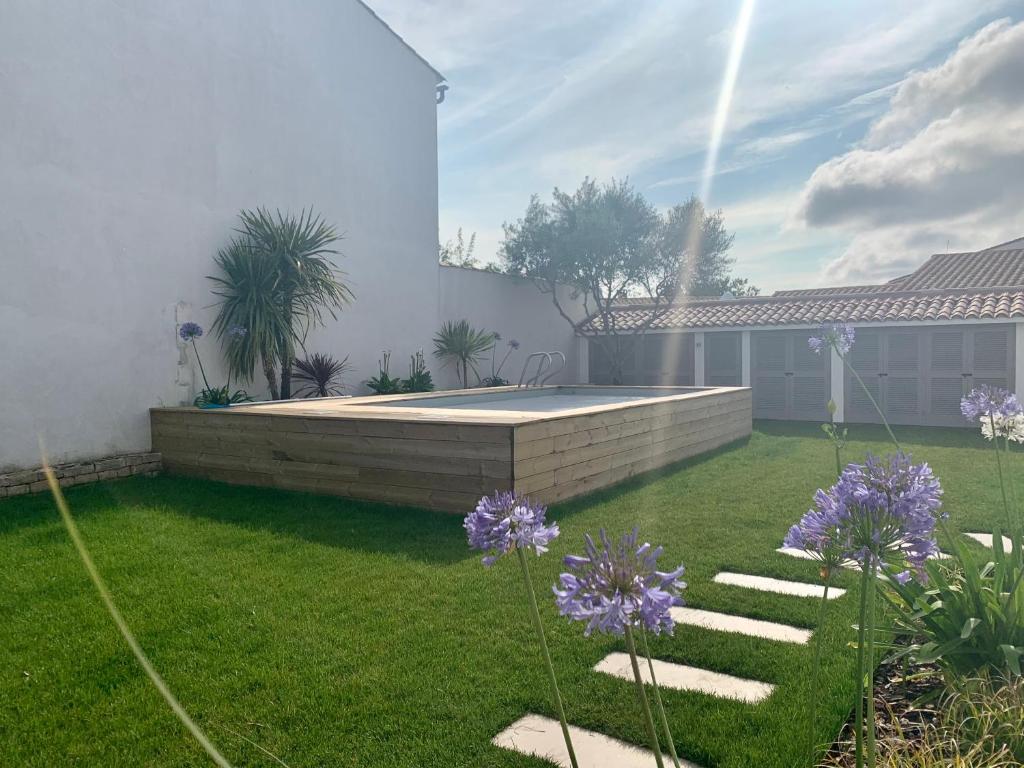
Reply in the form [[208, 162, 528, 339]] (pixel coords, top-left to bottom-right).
[[925, 329, 966, 425], [847, 330, 882, 422], [753, 333, 787, 418], [883, 332, 921, 424]]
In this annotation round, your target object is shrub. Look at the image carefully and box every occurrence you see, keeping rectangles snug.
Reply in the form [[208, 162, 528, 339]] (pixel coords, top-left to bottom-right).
[[292, 353, 350, 397], [365, 351, 404, 395], [882, 539, 1024, 679], [433, 320, 494, 388], [402, 350, 434, 393]]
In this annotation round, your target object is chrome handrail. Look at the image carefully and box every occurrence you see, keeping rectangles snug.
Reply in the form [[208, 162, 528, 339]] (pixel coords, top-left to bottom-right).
[[518, 352, 551, 388]]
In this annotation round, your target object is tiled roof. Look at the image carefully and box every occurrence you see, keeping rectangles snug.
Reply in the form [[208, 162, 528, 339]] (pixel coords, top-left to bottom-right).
[[886, 249, 1024, 291], [579, 243, 1024, 333]]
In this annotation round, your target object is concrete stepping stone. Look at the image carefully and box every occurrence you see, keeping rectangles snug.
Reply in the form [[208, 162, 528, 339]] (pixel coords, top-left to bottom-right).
[[776, 546, 855, 567], [493, 713, 696, 768], [595, 652, 775, 704], [713, 571, 845, 599], [964, 532, 1015, 551], [777, 546, 949, 566], [671, 606, 812, 644]]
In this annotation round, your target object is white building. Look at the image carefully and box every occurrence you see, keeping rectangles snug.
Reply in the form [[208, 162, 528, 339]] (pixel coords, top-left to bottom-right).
[[0, 0, 586, 474]]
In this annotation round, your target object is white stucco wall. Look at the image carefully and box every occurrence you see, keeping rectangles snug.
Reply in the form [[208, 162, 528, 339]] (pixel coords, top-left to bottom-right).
[[0, 0, 441, 470], [436, 266, 588, 388]]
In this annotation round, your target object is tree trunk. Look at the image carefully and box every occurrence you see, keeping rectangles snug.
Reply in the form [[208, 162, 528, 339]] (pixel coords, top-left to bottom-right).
[[263, 357, 280, 400], [462, 360, 468, 389], [280, 358, 292, 400]]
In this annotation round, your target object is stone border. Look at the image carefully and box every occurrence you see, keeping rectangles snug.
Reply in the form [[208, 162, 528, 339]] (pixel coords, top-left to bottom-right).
[[0, 452, 162, 498]]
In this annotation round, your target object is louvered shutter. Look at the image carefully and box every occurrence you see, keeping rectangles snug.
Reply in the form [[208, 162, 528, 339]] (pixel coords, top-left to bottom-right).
[[791, 333, 829, 420], [971, 328, 1011, 391], [753, 333, 787, 417], [706, 332, 741, 386], [847, 330, 883, 422], [925, 329, 965, 424], [883, 332, 921, 423]]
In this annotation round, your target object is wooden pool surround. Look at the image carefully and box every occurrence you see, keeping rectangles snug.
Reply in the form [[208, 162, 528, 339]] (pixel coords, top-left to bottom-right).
[[150, 385, 752, 513]]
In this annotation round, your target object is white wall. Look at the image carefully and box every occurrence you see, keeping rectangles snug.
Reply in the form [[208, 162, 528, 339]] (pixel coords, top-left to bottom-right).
[[0, 0, 441, 470], [437, 266, 588, 388]]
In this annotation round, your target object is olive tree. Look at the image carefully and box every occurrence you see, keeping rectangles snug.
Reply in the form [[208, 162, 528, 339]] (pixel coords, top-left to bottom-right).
[[500, 179, 743, 383]]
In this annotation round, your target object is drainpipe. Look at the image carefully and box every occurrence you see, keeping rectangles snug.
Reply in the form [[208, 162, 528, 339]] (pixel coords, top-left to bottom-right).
[[436, 84, 449, 104]]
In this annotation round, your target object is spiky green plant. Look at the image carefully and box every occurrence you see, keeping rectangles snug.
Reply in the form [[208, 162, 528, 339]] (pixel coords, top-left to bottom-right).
[[292, 353, 351, 398], [432, 319, 495, 388], [208, 208, 352, 399]]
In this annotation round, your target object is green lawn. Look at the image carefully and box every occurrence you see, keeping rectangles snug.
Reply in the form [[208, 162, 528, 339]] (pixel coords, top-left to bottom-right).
[[0, 422, 1011, 767]]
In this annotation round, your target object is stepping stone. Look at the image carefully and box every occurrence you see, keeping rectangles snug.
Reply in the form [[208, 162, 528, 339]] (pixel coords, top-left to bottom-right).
[[777, 546, 949, 566], [964, 532, 1015, 551], [493, 713, 696, 768], [713, 572, 845, 599], [776, 547, 855, 567], [671, 606, 812, 644], [595, 652, 775, 704]]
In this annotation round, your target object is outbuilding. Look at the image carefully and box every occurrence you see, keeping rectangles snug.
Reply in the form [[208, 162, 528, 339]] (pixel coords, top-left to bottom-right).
[[582, 238, 1024, 427]]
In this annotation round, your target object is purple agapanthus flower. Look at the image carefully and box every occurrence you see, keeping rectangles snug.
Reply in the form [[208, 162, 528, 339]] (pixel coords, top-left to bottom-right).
[[464, 491, 559, 566], [960, 385, 1022, 421], [796, 453, 943, 582], [179, 322, 203, 341], [509, 339, 521, 350], [808, 323, 855, 356], [784, 491, 850, 575], [554, 528, 686, 637]]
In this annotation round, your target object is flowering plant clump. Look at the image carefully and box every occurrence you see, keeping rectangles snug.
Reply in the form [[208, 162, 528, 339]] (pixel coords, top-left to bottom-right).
[[808, 323, 855, 356], [960, 385, 1022, 422], [177, 321, 251, 407], [960, 385, 1024, 443], [554, 528, 686, 637], [464, 493, 579, 768], [464, 491, 560, 566], [796, 453, 943, 580], [555, 529, 687, 768], [179, 321, 203, 342]]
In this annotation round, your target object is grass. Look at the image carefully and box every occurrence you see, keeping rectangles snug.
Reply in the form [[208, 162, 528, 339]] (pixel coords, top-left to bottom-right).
[[0, 422, 1014, 767]]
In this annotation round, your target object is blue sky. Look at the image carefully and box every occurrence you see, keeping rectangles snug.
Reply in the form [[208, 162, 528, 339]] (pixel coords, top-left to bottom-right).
[[373, 1, 1024, 292]]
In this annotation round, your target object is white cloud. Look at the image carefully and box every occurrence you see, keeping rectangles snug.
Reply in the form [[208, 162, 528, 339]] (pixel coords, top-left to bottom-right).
[[796, 18, 1024, 284]]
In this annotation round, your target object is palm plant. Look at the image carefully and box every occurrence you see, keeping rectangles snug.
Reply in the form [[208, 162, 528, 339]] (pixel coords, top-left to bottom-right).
[[292, 353, 351, 398], [433, 319, 495, 388], [208, 208, 353, 399]]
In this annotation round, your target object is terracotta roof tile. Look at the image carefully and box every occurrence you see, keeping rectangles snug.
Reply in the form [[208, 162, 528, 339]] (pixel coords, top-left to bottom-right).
[[580, 243, 1024, 333], [580, 290, 1024, 332]]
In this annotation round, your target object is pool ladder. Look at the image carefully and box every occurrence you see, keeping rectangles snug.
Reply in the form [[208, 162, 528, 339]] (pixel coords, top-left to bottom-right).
[[517, 351, 565, 388]]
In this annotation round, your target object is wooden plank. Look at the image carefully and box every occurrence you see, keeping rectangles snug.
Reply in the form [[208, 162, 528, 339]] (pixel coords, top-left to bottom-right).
[[521, 422, 750, 503]]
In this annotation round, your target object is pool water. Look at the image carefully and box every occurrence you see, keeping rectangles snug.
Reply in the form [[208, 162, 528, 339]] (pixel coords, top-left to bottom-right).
[[369, 386, 699, 413]]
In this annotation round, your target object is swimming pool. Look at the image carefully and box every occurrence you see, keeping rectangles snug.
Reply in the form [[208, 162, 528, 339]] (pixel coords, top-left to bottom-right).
[[151, 385, 752, 512]]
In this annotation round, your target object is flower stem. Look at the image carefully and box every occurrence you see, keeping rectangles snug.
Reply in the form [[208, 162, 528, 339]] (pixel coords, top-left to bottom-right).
[[1001, 436, 1023, 557], [991, 415, 1013, 532], [842, 355, 902, 454], [638, 629, 682, 768], [854, 564, 869, 768], [623, 625, 665, 768], [864, 561, 877, 767], [808, 578, 831, 764], [515, 548, 579, 768], [190, 339, 212, 393]]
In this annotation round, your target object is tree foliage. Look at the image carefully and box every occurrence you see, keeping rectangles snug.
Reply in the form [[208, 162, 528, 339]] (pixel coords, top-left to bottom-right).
[[500, 179, 753, 382], [432, 319, 495, 388], [208, 208, 352, 399], [439, 228, 478, 268]]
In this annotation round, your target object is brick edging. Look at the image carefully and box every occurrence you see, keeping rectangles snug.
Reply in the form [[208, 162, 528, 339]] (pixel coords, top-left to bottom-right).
[[0, 452, 162, 498]]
